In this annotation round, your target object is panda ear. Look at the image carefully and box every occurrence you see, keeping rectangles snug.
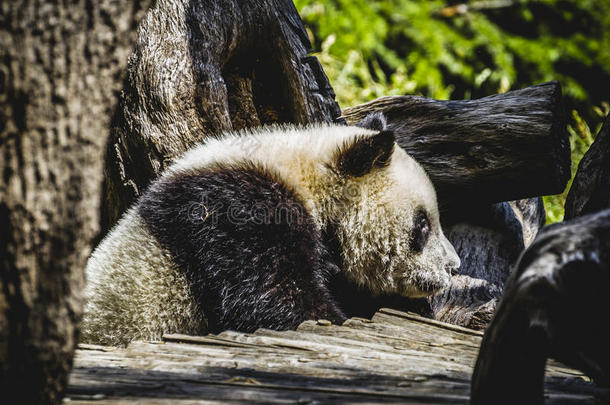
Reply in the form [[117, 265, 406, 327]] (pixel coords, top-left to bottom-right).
[[337, 130, 395, 177], [355, 112, 387, 131]]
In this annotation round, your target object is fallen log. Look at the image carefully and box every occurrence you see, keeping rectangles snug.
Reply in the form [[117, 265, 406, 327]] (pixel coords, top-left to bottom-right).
[[342, 82, 571, 208], [564, 113, 610, 219], [471, 209, 610, 404]]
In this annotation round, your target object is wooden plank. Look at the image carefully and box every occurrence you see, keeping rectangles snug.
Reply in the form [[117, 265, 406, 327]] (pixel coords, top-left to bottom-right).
[[375, 308, 484, 337], [68, 343, 472, 403]]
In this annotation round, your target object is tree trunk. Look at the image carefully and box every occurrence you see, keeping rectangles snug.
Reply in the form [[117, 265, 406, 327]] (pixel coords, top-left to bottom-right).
[[342, 82, 570, 208], [0, 2, 150, 403], [471, 209, 610, 404], [564, 112, 610, 219], [100, 0, 342, 233]]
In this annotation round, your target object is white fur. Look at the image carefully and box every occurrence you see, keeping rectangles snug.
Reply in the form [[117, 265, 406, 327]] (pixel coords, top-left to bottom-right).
[[82, 208, 204, 346], [332, 145, 459, 296], [169, 124, 377, 221]]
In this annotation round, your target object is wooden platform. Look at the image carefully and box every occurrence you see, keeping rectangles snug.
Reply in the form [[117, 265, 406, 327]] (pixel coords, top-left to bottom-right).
[[65, 308, 609, 404]]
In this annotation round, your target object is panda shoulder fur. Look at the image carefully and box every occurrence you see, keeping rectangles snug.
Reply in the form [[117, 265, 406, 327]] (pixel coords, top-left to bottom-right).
[[82, 114, 460, 346]]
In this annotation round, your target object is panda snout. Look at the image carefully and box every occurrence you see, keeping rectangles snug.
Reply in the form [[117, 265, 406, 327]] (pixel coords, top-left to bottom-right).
[[443, 242, 461, 276]]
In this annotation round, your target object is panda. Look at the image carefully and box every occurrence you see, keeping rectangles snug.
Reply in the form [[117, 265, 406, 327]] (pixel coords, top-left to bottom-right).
[[81, 114, 461, 346]]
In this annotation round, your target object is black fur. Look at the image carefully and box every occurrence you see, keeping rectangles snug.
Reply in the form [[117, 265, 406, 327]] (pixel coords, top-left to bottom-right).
[[138, 164, 346, 333], [328, 271, 433, 319], [337, 130, 395, 177], [356, 111, 387, 131], [410, 208, 431, 253]]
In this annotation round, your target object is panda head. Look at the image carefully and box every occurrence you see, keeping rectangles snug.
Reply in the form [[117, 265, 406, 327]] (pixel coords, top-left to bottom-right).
[[325, 113, 460, 298]]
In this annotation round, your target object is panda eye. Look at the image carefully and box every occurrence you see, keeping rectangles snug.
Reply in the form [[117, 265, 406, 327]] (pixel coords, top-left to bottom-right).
[[411, 209, 430, 253]]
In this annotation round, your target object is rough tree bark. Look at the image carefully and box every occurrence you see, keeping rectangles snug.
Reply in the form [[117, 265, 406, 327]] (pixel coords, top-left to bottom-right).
[[564, 112, 610, 219], [471, 209, 610, 404], [101, 0, 342, 233], [0, 2, 150, 403]]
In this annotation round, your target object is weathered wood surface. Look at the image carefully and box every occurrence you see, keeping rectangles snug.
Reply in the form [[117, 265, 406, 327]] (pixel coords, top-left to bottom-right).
[[472, 209, 610, 405], [66, 309, 608, 404], [565, 113, 610, 219], [101, 0, 341, 233], [342, 81, 571, 208], [431, 197, 546, 329]]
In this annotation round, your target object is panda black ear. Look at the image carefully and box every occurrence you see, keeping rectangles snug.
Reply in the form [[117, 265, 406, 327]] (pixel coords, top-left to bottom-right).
[[355, 112, 387, 131], [337, 130, 395, 177]]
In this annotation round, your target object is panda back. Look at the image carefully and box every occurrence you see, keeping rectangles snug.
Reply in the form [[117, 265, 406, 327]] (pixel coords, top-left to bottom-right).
[[81, 208, 204, 346]]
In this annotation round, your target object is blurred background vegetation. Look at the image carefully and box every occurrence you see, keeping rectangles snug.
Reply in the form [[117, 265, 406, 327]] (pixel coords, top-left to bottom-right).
[[294, 0, 610, 222]]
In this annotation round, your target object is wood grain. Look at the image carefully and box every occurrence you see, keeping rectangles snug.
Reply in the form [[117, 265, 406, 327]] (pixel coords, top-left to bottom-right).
[[0, 1, 151, 402]]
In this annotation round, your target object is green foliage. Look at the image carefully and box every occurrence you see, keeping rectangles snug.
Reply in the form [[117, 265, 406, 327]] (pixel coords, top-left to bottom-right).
[[295, 0, 610, 222], [544, 104, 609, 222]]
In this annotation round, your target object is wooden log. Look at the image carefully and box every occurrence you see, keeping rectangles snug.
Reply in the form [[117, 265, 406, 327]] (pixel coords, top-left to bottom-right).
[[101, 0, 341, 233], [471, 209, 610, 405], [430, 198, 546, 329], [342, 82, 570, 207], [564, 113, 610, 219]]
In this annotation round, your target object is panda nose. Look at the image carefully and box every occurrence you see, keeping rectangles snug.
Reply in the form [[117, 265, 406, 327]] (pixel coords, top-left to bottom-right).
[[442, 239, 461, 276], [446, 262, 460, 276], [445, 253, 461, 276]]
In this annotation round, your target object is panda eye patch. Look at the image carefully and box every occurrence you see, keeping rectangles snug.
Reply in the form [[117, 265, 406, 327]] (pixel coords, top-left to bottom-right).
[[411, 209, 430, 253]]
